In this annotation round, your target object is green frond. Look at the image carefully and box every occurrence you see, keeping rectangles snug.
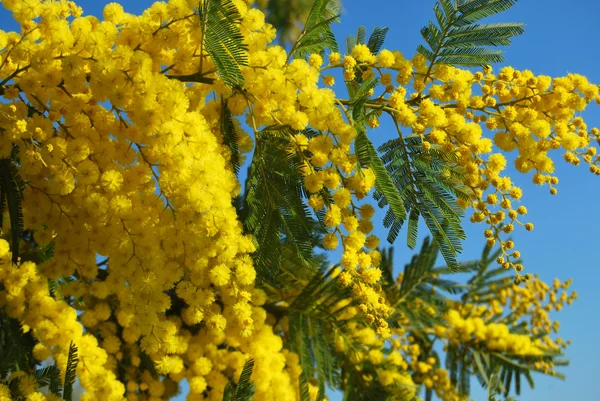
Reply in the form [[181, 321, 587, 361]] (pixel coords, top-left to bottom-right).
[[242, 129, 320, 283], [0, 152, 25, 264], [234, 359, 256, 401], [312, 320, 333, 397], [355, 130, 407, 225], [406, 209, 420, 249], [223, 382, 233, 401], [34, 364, 62, 396], [289, 267, 349, 325], [0, 315, 34, 378], [398, 237, 438, 299], [298, 372, 311, 401], [348, 76, 379, 125], [445, 23, 525, 47], [200, 0, 248, 87], [292, 0, 340, 59], [221, 100, 241, 176], [222, 359, 256, 401], [366, 27, 389, 54], [345, 34, 356, 54], [456, 0, 519, 26], [376, 137, 466, 270], [62, 341, 79, 401], [437, 46, 505, 66], [418, 0, 523, 70], [283, 267, 357, 398]]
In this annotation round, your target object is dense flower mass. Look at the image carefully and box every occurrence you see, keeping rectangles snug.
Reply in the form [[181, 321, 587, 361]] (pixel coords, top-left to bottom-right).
[[0, 0, 597, 400]]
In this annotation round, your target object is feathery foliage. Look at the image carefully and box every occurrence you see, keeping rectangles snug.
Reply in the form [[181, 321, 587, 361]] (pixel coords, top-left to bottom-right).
[[220, 100, 241, 176], [376, 134, 468, 271], [350, 77, 408, 228], [366, 27, 390, 55], [0, 315, 34, 378], [34, 364, 62, 396], [417, 0, 524, 72], [199, 0, 248, 87], [62, 342, 79, 401], [344, 20, 469, 271], [222, 359, 256, 401], [286, 266, 353, 400], [290, 0, 340, 59], [0, 145, 25, 264], [242, 126, 321, 283]]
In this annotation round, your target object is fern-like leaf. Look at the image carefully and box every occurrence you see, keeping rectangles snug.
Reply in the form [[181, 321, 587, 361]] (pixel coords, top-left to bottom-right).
[[0, 151, 25, 264], [298, 371, 311, 401], [0, 315, 34, 377], [199, 0, 248, 87], [285, 267, 355, 399], [34, 364, 62, 396], [291, 0, 339, 59], [366, 27, 390, 54], [376, 136, 467, 270], [417, 0, 524, 79], [62, 341, 78, 401], [242, 128, 320, 283], [220, 99, 241, 175], [350, 80, 408, 227], [234, 359, 256, 401]]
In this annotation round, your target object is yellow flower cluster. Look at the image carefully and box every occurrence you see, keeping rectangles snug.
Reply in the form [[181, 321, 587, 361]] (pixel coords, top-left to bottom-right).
[[0, 240, 125, 401], [0, 1, 298, 400], [323, 46, 600, 280], [436, 309, 545, 355]]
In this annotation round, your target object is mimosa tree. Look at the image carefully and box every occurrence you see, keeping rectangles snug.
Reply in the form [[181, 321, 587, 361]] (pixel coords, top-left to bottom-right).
[[0, 1, 593, 401]]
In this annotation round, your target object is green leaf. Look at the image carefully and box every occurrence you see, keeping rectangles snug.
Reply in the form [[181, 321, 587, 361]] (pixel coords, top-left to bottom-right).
[[222, 359, 256, 401], [376, 136, 467, 270], [312, 320, 333, 397], [0, 150, 25, 264], [0, 315, 34, 377], [233, 359, 256, 401], [221, 99, 241, 176], [298, 371, 311, 401], [291, 0, 340, 59], [366, 27, 390, 54], [356, 26, 366, 46], [406, 209, 420, 249], [345, 34, 356, 54], [418, 0, 524, 73], [285, 268, 355, 399], [397, 237, 438, 300], [242, 129, 320, 283], [355, 129, 407, 224], [34, 364, 62, 396], [200, 0, 248, 87], [223, 382, 233, 401], [62, 341, 78, 401]]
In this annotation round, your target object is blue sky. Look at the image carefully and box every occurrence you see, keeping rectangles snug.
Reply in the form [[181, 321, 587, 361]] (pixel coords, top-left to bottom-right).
[[1, 1, 599, 400]]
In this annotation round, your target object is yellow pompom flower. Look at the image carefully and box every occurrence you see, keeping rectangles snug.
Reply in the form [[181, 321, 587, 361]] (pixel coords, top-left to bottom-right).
[[209, 264, 231, 287], [323, 233, 339, 250], [101, 170, 124, 192], [324, 204, 342, 228]]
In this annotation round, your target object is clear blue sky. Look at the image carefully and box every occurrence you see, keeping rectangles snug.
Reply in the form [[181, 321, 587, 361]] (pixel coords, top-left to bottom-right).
[[1, 1, 599, 401]]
